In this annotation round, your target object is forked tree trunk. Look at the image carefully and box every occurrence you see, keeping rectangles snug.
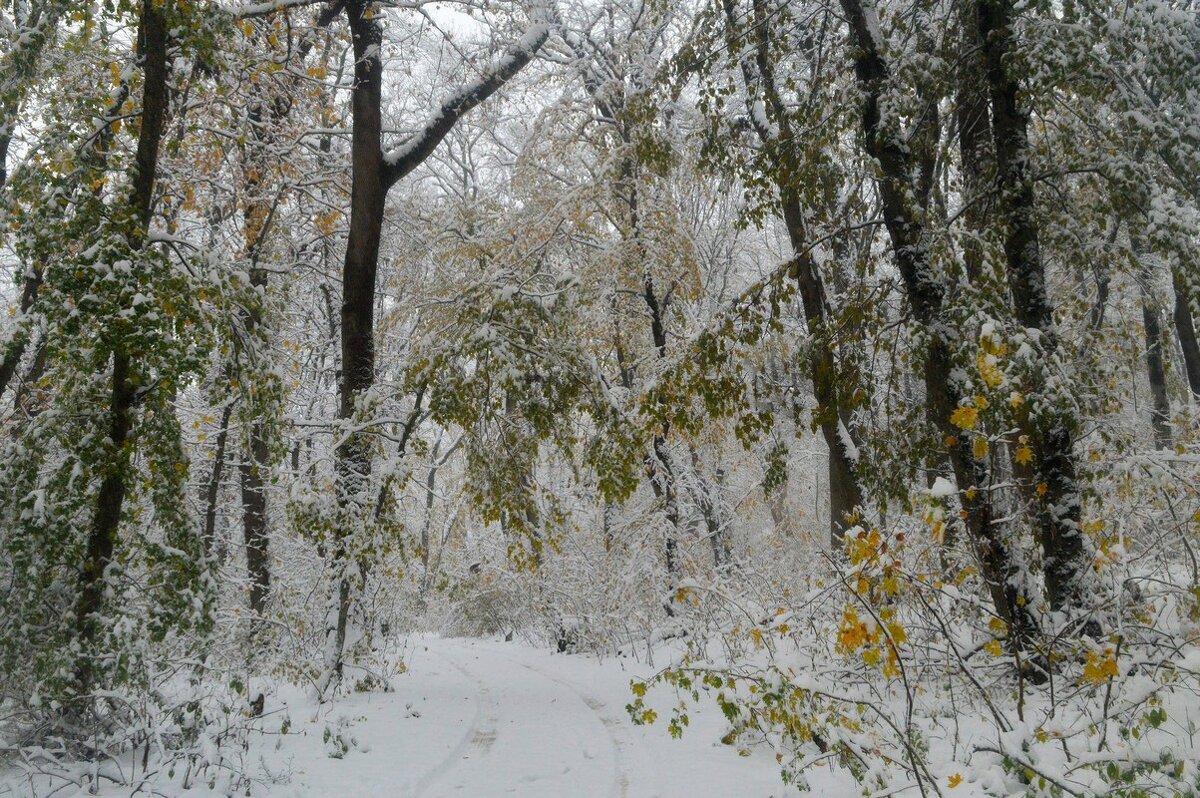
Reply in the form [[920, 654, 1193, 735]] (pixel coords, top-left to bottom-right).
[[840, 0, 1042, 649], [324, 0, 386, 689], [323, 0, 548, 689]]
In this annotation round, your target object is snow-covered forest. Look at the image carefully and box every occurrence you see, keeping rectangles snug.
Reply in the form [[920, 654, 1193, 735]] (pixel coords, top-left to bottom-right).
[[1, 0, 1199, 795]]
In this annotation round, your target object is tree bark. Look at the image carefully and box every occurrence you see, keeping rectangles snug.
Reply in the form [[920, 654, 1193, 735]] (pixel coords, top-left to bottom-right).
[[324, 0, 386, 689], [955, 4, 991, 284], [202, 400, 235, 557], [1133, 242, 1172, 449], [240, 430, 272, 615]]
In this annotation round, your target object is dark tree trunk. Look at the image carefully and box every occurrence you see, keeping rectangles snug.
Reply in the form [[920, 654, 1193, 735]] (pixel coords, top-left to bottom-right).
[[239, 97, 276, 618], [644, 273, 682, 578], [0, 98, 15, 190], [326, 0, 386, 687], [1174, 267, 1200, 401], [955, 4, 991, 284], [322, 1, 548, 686], [979, 0, 1090, 617], [0, 266, 42, 401], [240, 432, 272, 615], [840, 0, 1041, 648]]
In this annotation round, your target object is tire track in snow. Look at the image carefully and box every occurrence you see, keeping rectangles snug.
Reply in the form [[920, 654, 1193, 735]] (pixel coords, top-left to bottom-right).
[[408, 645, 499, 798], [429, 638, 624, 797], [483, 644, 656, 798]]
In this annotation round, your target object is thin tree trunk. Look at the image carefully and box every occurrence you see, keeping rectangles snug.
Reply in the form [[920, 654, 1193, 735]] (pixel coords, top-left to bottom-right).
[[722, 0, 865, 544], [202, 400, 235, 557], [0, 98, 15, 190], [76, 0, 169, 693]]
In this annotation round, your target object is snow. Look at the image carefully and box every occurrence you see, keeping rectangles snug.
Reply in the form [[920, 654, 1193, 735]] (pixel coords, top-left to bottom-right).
[[26, 636, 799, 797], [928, 476, 956, 497]]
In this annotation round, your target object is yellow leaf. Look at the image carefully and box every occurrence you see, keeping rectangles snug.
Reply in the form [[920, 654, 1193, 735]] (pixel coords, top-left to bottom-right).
[[1036, 482, 1048, 497], [984, 640, 1003, 656], [950, 406, 979, 430], [1082, 649, 1119, 684], [972, 437, 989, 460], [1014, 445, 1033, 465], [948, 773, 963, 788]]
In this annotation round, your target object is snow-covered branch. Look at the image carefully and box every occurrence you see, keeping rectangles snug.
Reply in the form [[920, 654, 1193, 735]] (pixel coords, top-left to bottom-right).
[[381, 6, 553, 190]]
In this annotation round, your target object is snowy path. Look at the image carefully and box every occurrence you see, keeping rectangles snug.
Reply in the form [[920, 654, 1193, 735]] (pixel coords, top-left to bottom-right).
[[257, 636, 800, 798]]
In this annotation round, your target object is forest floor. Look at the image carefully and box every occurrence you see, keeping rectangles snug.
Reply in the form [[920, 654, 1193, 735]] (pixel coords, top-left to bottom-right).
[[6, 635, 836, 797]]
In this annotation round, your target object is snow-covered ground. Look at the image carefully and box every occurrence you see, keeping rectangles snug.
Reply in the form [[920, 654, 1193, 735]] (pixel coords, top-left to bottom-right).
[[258, 635, 800, 797]]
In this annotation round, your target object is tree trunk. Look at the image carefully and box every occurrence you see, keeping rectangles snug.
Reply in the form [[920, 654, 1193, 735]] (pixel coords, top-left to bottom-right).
[[1174, 266, 1200, 401], [1133, 242, 1172, 449], [321, 1, 548, 688], [326, 0, 386, 689], [955, 4, 991, 284], [75, 0, 169, 693], [240, 432, 271, 615], [239, 96, 276, 619], [979, 0, 1091, 618]]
